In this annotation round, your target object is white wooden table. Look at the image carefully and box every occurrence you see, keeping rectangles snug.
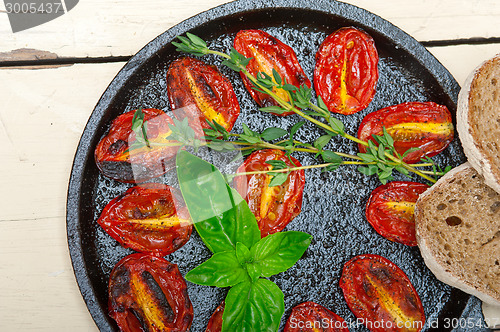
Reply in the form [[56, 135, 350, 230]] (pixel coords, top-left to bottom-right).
[[1, 0, 499, 331]]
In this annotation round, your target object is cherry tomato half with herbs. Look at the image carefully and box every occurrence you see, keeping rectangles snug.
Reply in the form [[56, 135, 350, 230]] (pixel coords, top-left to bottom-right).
[[366, 181, 429, 246], [167, 57, 240, 135], [340, 254, 425, 332], [315, 27, 379, 115], [358, 102, 454, 163], [95, 108, 179, 183], [108, 253, 193, 332], [234, 29, 311, 116], [97, 183, 192, 256], [205, 302, 224, 332], [233, 149, 305, 237], [284, 301, 349, 332]]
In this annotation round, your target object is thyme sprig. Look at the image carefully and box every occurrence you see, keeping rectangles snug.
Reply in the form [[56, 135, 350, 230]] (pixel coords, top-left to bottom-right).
[[172, 33, 453, 184], [129, 106, 445, 186], [130, 107, 151, 149]]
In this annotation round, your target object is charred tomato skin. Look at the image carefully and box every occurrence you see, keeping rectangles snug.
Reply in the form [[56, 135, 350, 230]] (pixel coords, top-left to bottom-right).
[[234, 29, 311, 115], [284, 301, 349, 332], [95, 108, 178, 183], [166, 57, 240, 134], [108, 253, 193, 332], [340, 254, 425, 332], [205, 302, 224, 332], [97, 183, 192, 256], [233, 149, 305, 237], [357, 101, 454, 164], [315, 27, 379, 115], [366, 181, 429, 246]]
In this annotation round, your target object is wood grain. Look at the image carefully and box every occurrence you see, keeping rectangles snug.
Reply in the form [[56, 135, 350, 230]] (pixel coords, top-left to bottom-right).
[[1, 0, 500, 60], [0, 63, 123, 332], [1, 0, 500, 330]]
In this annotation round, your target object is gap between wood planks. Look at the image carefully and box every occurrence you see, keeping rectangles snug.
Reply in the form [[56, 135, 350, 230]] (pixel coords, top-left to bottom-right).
[[1, 37, 499, 69]]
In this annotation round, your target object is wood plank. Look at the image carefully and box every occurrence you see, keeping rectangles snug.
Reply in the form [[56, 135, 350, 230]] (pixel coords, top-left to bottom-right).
[[0, 62, 124, 221], [0, 217, 97, 331], [0, 62, 123, 331], [428, 44, 500, 85], [1, 0, 500, 60], [1, 44, 500, 330]]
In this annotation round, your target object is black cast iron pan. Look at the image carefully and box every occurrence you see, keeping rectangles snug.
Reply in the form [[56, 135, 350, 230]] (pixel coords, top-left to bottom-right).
[[67, 0, 488, 330]]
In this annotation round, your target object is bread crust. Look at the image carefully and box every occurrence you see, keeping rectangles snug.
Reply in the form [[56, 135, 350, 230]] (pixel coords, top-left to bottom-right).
[[457, 53, 500, 193], [415, 163, 500, 306]]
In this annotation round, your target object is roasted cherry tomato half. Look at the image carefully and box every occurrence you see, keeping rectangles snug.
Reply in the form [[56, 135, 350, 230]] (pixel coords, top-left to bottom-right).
[[366, 181, 429, 246], [166, 57, 240, 134], [108, 253, 193, 332], [95, 108, 179, 183], [205, 302, 224, 332], [284, 301, 349, 332], [340, 254, 425, 332], [315, 27, 379, 115], [234, 29, 311, 116], [233, 149, 305, 237], [97, 183, 192, 256], [358, 102, 454, 164]]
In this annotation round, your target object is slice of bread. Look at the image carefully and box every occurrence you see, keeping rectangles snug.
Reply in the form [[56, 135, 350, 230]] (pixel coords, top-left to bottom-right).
[[457, 53, 500, 193], [415, 163, 500, 306]]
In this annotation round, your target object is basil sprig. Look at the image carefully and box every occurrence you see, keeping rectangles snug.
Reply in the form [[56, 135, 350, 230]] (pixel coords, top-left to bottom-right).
[[176, 151, 311, 331]]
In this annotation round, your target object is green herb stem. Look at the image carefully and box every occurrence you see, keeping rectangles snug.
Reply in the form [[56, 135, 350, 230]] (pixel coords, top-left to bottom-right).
[[401, 163, 437, 183], [208, 50, 232, 59], [173, 34, 450, 184], [233, 161, 361, 177], [241, 69, 293, 111], [234, 160, 384, 178]]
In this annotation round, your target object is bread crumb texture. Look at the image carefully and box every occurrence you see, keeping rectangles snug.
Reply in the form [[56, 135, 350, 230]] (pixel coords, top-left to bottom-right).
[[416, 165, 500, 302], [468, 54, 500, 186]]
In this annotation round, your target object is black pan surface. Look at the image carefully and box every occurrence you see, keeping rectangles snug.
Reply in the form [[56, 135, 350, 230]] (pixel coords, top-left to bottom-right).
[[67, 0, 488, 331]]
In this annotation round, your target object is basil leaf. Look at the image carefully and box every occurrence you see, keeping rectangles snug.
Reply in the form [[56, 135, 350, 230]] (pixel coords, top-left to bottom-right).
[[222, 279, 284, 332], [176, 151, 261, 253], [260, 127, 288, 141], [235, 242, 252, 266], [246, 263, 262, 282], [185, 251, 249, 287], [249, 231, 311, 277]]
